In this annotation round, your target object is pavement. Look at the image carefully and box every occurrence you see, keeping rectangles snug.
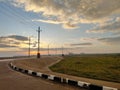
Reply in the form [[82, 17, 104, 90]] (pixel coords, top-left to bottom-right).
[[12, 56, 120, 89], [0, 59, 84, 90]]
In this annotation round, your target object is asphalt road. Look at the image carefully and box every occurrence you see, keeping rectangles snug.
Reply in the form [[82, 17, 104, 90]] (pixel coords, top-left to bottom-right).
[[0, 60, 85, 90]]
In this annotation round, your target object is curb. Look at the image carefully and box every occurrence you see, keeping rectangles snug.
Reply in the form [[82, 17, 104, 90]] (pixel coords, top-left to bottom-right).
[[9, 62, 118, 90]]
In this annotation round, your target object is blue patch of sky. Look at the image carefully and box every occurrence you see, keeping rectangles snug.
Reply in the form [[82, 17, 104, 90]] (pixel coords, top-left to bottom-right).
[[0, 2, 39, 36]]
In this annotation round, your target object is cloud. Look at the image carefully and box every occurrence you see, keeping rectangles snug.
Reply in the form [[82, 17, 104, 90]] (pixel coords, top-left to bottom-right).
[[87, 17, 120, 34], [12, 0, 120, 29], [32, 19, 61, 24], [0, 35, 28, 42], [0, 35, 29, 48], [79, 36, 120, 45], [62, 22, 78, 29], [98, 36, 120, 45], [80, 37, 98, 42], [32, 19, 78, 29], [7, 35, 28, 41], [69, 43, 92, 46], [0, 43, 17, 48]]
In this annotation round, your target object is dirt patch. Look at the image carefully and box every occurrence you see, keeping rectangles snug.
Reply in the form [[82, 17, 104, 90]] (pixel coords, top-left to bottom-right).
[[13, 56, 62, 73]]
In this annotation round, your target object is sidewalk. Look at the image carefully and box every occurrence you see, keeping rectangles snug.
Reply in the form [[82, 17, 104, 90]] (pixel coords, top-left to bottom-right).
[[13, 56, 120, 89]]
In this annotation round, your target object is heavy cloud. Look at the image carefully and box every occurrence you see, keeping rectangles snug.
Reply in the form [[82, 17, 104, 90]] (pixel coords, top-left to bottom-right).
[[69, 43, 92, 46], [98, 36, 120, 45], [0, 35, 29, 48], [12, 0, 120, 29], [87, 17, 120, 34]]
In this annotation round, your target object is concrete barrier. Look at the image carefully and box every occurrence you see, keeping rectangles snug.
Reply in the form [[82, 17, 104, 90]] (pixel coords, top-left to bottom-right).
[[24, 70, 28, 74], [68, 79, 78, 86], [61, 78, 67, 83], [78, 81, 90, 88], [103, 86, 118, 90], [32, 72, 37, 76], [37, 72, 42, 77], [41, 74, 48, 79], [54, 76, 62, 83], [9, 62, 118, 90], [18, 68, 23, 72], [28, 70, 33, 74], [48, 75, 55, 80], [89, 84, 103, 90]]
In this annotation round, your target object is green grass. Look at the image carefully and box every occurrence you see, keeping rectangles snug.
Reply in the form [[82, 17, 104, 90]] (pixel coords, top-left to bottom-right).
[[50, 55, 120, 83]]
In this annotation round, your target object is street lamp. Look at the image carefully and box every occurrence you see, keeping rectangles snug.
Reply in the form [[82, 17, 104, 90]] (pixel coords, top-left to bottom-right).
[[37, 26, 42, 58], [28, 36, 31, 57], [48, 44, 50, 56], [62, 46, 64, 56]]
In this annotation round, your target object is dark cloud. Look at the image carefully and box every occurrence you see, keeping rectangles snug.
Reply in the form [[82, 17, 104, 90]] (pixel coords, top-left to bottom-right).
[[7, 35, 28, 41], [0, 35, 28, 42], [69, 43, 92, 46], [0, 43, 17, 48], [13, 0, 120, 29], [0, 35, 28, 48], [20, 47, 78, 52], [98, 36, 120, 45], [87, 17, 120, 34]]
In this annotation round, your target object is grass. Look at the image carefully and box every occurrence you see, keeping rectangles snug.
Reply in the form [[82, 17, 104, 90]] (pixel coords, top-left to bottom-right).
[[50, 54, 120, 83]]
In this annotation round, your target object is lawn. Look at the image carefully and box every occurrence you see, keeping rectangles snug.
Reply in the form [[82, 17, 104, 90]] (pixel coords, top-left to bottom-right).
[[50, 54, 120, 83]]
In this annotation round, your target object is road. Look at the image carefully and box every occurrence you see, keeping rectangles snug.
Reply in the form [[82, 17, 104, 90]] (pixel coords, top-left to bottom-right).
[[0, 60, 84, 90]]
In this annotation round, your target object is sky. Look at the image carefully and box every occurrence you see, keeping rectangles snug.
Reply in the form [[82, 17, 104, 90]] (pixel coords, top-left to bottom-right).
[[0, 0, 120, 57]]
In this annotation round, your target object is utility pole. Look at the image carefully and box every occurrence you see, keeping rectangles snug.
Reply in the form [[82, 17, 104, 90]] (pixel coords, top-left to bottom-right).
[[48, 44, 49, 56], [28, 37, 31, 57], [62, 46, 64, 56], [37, 26, 42, 58], [56, 47, 57, 55]]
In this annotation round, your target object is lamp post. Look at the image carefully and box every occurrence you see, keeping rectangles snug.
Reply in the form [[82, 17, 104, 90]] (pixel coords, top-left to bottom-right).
[[48, 44, 50, 56], [28, 36, 31, 57], [62, 46, 64, 56], [37, 26, 42, 58]]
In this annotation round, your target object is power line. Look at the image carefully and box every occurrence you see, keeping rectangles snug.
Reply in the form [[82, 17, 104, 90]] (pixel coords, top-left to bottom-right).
[[5, 2, 39, 27], [0, 2, 39, 30], [0, 4, 33, 29]]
